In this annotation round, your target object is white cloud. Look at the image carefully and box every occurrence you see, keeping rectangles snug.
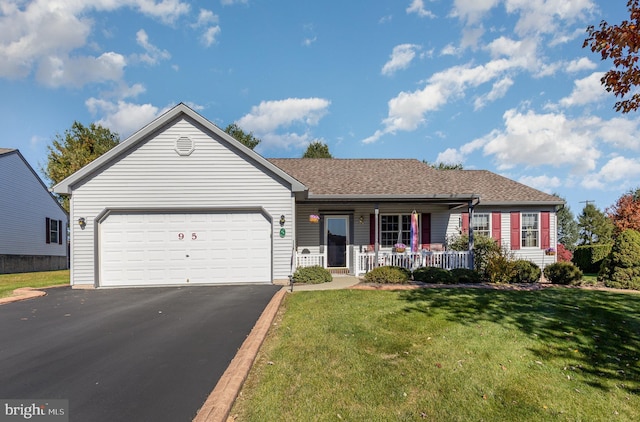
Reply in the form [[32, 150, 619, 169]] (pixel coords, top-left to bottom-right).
[[406, 0, 435, 18], [133, 29, 171, 65], [302, 37, 317, 47], [559, 72, 606, 107], [193, 9, 221, 47], [36, 52, 126, 88], [236, 98, 331, 149], [0, 0, 190, 85], [85, 98, 172, 137], [381, 44, 421, 76], [597, 117, 640, 151], [474, 76, 513, 110], [518, 175, 562, 193], [450, 0, 500, 25], [565, 57, 597, 73], [221, 0, 248, 5], [440, 44, 460, 56], [436, 148, 465, 165], [504, 0, 596, 36], [582, 156, 640, 190]]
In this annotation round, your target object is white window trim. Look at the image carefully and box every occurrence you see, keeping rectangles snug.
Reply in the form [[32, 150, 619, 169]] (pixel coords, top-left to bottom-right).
[[380, 213, 420, 248], [472, 212, 491, 238], [521, 212, 539, 249]]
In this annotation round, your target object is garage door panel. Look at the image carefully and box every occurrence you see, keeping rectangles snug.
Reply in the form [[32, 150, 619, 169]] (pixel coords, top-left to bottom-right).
[[100, 212, 271, 287]]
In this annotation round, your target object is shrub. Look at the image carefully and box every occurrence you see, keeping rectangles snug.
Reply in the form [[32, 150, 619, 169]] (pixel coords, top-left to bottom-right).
[[292, 266, 333, 284], [543, 262, 583, 285], [364, 266, 411, 284], [572, 244, 612, 273], [449, 268, 482, 284], [599, 229, 640, 290], [510, 260, 541, 283], [412, 267, 454, 284], [447, 234, 501, 276], [557, 244, 573, 262], [485, 254, 516, 284]]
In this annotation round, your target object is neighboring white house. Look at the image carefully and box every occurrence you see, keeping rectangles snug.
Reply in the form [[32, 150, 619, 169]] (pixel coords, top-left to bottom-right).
[[0, 149, 68, 274], [53, 103, 563, 288]]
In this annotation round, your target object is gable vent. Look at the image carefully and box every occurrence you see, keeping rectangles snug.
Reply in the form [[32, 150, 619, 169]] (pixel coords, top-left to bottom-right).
[[175, 136, 195, 156]]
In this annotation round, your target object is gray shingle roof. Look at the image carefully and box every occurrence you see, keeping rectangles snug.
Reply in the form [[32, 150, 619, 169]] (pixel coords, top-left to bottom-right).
[[0, 148, 16, 156], [268, 158, 563, 205]]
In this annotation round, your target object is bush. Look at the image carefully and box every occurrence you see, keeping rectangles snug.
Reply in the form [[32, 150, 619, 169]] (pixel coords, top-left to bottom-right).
[[449, 268, 482, 284], [510, 260, 541, 283], [484, 254, 516, 284], [557, 244, 573, 262], [364, 266, 411, 284], [412, 267, 481, 284], [599, 229, 640, 290], [292, 266, 333, 284], [543, 262, 583, 285], [447, 234, 501, 276], [572, 244, 612, 273]]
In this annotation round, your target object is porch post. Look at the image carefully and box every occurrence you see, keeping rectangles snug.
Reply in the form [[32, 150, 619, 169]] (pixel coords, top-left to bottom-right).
[[374, 203, 379, 267], [468, 200, 475, 270]]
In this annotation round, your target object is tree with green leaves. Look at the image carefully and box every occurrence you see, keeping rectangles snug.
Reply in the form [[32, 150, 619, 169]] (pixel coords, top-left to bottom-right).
[[422, 160, 463, 170], [224, 123, 261, 149], [577, 202, 614, 245], [555, 196, 579, 250], [43, 122, 120, 211], [302, 141, 333, 158]]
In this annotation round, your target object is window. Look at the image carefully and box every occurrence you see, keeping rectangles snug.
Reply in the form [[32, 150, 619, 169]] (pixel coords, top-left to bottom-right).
[[46, 218, 61, 245], [380, 214, 412, 247], [521, 213, 538, 247], [472, 213, 490, 237]]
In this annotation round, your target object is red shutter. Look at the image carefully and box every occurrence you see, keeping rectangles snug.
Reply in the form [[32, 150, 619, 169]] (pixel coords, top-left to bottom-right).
[[491, 212, 501, 244], [421, 213, 431, 248], [510, 212, 520, 250], [461, 212, 469, 235], [58, 220, 63, 245], [46, 217, 51, 244], [541, 211, 550, 250], [369, 214, 376, 250]]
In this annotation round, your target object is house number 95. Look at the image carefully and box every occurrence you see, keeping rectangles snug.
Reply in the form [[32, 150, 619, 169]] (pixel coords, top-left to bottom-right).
[[178, 233, 198, 240]]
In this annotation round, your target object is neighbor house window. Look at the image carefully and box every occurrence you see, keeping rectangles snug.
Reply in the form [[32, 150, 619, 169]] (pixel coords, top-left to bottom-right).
[[46, 218, 61, 245], [472, 213, 490, 237], [380, 214, 412, 247], [521, 213, 538, 247]]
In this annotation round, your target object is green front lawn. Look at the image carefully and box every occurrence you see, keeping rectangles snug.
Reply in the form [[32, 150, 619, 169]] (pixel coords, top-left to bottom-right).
[[232, 288, 640, 421], [0, 270, 70, 298]]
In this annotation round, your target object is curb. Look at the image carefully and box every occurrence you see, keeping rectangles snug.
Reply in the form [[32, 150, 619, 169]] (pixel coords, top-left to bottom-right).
[[193, 287, 287, 422], [0, 284, 67, 305]]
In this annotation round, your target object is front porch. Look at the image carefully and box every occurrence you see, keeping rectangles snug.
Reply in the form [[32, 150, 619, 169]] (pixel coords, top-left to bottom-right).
[[295, 247, 472, 276]]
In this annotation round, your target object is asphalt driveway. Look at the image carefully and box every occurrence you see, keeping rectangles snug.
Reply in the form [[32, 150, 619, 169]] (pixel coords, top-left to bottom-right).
[[0, 284, 281, 422]]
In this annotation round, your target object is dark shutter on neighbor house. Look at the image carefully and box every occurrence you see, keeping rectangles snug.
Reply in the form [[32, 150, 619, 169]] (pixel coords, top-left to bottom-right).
[[421, 213, 431, 248], [45, 217, 51, 244], [369, 214, 376, 250], [510, 212, 520, 250], [461, 212, 469, 235], [58, 220, 63, 245], [491, 212, 501, 243], [541, 211, 550, 250]]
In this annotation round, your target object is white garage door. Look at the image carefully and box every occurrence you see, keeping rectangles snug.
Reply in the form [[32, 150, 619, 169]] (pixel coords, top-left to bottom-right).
[[99, 212, 271, 287]]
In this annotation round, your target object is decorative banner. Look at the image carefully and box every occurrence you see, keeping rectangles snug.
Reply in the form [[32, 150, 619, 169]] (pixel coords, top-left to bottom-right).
[[411, 211, 419, 252]]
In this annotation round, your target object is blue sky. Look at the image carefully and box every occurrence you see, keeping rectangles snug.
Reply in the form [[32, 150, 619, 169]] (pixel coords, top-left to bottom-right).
[[1, 0, 638, 216]]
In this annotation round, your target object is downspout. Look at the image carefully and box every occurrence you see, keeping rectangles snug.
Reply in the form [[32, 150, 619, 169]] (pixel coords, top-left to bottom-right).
[[374, 204, 379, 267]]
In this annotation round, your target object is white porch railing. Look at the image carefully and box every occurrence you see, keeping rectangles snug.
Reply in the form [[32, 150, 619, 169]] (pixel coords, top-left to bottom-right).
[[295, 253, 325, 269], [295, 249, 471, 276], [354, 251, 471, 276]]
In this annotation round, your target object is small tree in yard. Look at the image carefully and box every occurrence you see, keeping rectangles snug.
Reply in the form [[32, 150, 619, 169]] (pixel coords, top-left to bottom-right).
[[607, 187, 640, 233], [599, 229, 640, 290]]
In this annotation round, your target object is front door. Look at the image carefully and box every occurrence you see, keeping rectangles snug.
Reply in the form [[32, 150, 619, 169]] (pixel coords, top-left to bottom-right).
[[326, 216, 348, 267]]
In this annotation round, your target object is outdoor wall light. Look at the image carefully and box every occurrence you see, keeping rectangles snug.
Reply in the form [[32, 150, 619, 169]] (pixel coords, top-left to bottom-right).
[[78, 217, 86, 229], [279, 215, 286, 226]]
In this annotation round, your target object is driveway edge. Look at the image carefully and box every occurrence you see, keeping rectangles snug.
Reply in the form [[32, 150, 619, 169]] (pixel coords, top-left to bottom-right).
[[0, 285, 67, 305], [193, 287, 287, 422]]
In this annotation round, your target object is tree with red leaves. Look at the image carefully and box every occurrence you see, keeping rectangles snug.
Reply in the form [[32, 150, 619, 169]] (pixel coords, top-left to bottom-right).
[[607, 188, 640, 232], [584, 0, 640, 113]]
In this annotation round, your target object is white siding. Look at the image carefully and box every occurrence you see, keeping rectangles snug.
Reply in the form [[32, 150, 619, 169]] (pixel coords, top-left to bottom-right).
[[0, 152, 67, 256], [69, 118, 294, 286]]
